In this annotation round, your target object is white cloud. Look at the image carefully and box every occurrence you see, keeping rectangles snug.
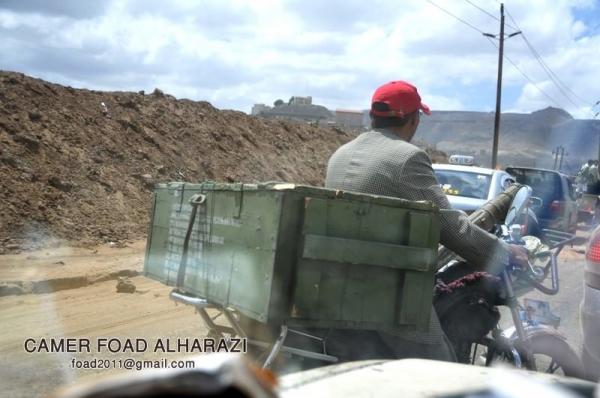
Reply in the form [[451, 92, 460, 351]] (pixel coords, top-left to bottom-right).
[[421, 92, 465, 111], [0, 0, 598, 117]]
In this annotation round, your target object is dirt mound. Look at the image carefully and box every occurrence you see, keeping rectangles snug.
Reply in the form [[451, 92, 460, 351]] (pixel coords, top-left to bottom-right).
[[0, 71, 445, 253], [0, 71, 351, 251]]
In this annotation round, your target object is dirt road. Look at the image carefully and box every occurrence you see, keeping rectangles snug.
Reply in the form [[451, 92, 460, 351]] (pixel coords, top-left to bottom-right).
[[0, 232, 590, 397], [0, 240, 212, 398]]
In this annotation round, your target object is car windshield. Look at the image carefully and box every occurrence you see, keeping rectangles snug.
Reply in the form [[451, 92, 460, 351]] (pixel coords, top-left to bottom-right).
[[434, 170, 492, 200], [506, 168, 563, 204], [509, 168, 561, 196]]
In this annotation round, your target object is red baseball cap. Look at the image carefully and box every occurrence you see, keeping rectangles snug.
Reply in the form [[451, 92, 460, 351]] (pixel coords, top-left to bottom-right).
[[370, 80, 431, 117]]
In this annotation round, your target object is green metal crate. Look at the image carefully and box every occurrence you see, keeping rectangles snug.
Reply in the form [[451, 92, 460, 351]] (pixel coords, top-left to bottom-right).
[[144, 182, 440, 332]]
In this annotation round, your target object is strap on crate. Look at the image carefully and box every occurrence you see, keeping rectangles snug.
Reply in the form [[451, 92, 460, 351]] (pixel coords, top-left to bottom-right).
[[234, 183, 244, 219], [177, 184, 186, 214], [176, 193, 207, 288]]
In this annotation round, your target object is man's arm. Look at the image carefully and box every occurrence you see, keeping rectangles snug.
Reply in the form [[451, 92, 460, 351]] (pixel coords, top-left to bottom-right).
[[397, 149, 509, 272]]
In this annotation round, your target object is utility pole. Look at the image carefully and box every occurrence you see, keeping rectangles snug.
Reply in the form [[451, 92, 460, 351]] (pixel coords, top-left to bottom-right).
[[484, 4, 521, 169], [559, 147, 567, 171], [552, 146, 560, 170], [552, 146, 567, 171], [597, 124, 600, 163], [594, 101, 600, 162], [491, 4, 504, 170]]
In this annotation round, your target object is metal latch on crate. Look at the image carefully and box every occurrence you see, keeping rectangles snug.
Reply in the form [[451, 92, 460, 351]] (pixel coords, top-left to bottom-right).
[[175, 193, 208, 287]]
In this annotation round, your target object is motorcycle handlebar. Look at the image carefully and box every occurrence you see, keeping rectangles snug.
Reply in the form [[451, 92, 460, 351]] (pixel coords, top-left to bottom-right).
[[513, 230, 576, 295], [520, 253, 560, 295]]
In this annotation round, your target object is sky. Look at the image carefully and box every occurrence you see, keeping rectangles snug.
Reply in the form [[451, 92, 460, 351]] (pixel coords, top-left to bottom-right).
[[0, 0, 599, 118]]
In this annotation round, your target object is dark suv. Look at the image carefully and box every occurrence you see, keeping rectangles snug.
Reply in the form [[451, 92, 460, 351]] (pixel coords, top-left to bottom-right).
[[505, 167, 578, 233]]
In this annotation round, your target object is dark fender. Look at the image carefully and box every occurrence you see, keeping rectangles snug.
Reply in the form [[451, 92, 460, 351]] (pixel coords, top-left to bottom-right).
[[501, 324, 567, 342]]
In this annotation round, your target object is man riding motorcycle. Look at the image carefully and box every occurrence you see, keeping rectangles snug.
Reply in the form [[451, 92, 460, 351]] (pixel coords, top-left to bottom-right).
[[323, 80, 529, 362]]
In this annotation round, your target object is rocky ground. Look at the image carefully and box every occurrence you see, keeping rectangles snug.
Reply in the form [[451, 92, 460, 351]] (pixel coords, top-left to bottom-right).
[[0, 71, 447, 254], [0, 232, 588, 397], [0, 240, 208, 398], [0, 71, 350, 253]]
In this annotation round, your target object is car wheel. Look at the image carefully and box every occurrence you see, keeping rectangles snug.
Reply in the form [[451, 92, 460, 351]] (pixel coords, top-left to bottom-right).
[[582, 345, 600, 381]]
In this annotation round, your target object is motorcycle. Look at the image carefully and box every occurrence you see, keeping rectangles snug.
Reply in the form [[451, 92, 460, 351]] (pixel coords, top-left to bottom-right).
[[434, 185, 584, 378], [168, 184, 584, 378]]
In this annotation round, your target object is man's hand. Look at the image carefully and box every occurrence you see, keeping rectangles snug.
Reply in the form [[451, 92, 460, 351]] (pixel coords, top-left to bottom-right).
[[508, 244, 529, 270]]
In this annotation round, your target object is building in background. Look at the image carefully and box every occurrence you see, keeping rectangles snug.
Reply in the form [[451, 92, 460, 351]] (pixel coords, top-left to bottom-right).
[[288, 96, 312, 106], [251, 104, 270, 115], [251, 96, 333, 123], [252, 97, 370, 131]]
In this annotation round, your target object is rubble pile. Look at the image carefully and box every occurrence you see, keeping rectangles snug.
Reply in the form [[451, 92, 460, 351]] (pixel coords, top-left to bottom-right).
[[0, 71, 445, 252]]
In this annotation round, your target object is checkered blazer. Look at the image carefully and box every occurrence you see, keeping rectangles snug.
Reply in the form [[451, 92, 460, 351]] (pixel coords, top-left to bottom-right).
[[325, 128, 508, 270], [325, 128, 509, 343]]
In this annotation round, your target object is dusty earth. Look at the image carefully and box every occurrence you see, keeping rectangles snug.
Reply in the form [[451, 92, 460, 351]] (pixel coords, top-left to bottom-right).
[[0, 231, 589, 398], [0, 240, 213, 398], [0, 71, 354, 253], [0, 70, 447, 254]]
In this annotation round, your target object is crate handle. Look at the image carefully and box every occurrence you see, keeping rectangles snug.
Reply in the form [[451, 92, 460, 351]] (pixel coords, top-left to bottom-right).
[[190, 193, 206, 205]]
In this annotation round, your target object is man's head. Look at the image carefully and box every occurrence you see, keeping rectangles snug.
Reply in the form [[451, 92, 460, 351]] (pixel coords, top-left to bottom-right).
[[588, 160, 594, 166], [370, 80, 430, 141]]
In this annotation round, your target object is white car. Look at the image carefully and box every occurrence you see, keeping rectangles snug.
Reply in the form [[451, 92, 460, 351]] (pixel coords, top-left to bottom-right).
[[432, 164, 516, 213], [432, 164, 540, 236]]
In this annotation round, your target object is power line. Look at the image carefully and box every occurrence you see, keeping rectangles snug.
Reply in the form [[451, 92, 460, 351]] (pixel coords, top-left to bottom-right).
[[425, 0, 486, 35], [504, 55, 565, 109], [492, 0, 592, 111], [504, 7, 594, 110], [463, 0, 517, 30], [427, 0, 588, 116], [523, 36, 592, 108], [524, 42, 581, 109], [464, 0, 499, 21], [486, 37, 565, 109], [518, 33, 583, 109]]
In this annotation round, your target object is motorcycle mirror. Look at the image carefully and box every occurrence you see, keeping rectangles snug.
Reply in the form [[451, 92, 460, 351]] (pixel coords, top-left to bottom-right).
[[530, 196, 543, 210], [505, 186, 533, 226]]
